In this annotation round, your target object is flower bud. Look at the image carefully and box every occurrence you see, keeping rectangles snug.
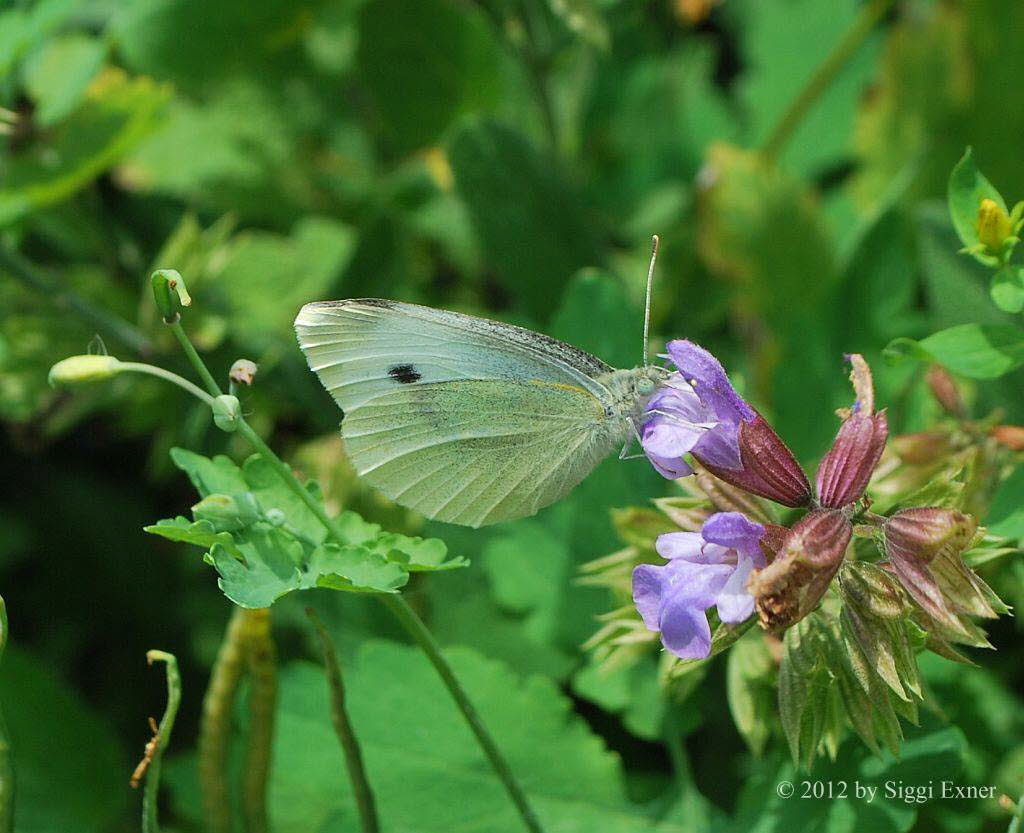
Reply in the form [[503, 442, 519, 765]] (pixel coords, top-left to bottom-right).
[[926, 364, 966, 418], [815, 353, 888, 508], [700, 414, 812, 508], [193, 493, 260, 532], [977, 198, 1013, 252], [748, 509, 851, 631], [883, 508, 995, 642], [48, 355, 123, 387], [991, 425, 1024, 452], [151, 269, 191, 323], [212, 394, 241, 432], [229, 359, 258, 386], [816, 411, 888, 508]]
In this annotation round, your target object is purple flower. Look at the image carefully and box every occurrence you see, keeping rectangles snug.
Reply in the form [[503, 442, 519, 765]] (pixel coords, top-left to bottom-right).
[[640, 340, 811, 508], [632, 512, 766, 660]]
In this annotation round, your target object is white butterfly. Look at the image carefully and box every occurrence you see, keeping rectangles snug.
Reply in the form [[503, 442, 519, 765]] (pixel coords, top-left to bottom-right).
[[294, 242, 667, 528]]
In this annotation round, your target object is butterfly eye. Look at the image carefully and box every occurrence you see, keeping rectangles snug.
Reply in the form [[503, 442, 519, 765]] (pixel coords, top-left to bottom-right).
[[636, 378, 656, 395]]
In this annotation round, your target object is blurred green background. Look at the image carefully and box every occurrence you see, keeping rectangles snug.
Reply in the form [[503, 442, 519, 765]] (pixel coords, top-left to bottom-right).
[[1, 0, 1023, 831]]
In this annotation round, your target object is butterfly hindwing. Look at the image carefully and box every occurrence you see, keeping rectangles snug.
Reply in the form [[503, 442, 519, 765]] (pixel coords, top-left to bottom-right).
[[294, 299, 627, 527]]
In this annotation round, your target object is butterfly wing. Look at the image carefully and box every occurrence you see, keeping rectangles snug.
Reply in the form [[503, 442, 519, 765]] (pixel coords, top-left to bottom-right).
[[294, 299, 625, 526]]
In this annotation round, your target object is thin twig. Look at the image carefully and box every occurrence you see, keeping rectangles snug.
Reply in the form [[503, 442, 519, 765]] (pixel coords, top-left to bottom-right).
[[760, 0, 895, 162], [138, 650, 181, 833], [306, 608, 380, 833], [242, 609, 277, 833], [0, 244, 153, 355], [199, 607, 249, 833]]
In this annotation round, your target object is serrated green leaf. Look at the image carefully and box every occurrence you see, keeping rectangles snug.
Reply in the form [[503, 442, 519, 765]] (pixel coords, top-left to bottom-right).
[[269, 642, 690, 832], [143, 516, 242, 560], [210, 526, 408, 608], [948, 147, 1007, 253], [884, 323, 1024, 379], [370, 532, 468, 572]]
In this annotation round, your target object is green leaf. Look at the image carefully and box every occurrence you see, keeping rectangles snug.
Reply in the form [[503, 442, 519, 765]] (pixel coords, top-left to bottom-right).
[[726, 631, 776, 756], [990, 266, 1024, 313], [987, 464, 1024, 539], [884, 324, 1024, 379], [369, 532, 468, 572], [143, 516, 242, 559], [269, 642, 689, 832], [356, 0, 500, 152], [210, 526, 408, 608], [22, 33, 107, 126], [572, 656, 665, 741], [0, 646, 126, 833], [449, 120, 602, 320], [947, 147, 1007, 252], [0, 69, 170, 226]]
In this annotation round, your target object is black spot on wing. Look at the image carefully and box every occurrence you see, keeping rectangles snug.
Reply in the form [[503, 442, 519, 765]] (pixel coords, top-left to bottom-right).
[[388, 363, 422, 384]]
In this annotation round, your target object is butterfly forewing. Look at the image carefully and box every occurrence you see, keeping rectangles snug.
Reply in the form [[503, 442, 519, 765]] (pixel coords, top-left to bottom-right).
[[294, 299, 630, 526]]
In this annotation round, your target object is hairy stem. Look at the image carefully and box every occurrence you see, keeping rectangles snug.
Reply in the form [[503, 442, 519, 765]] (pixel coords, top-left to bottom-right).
[[0, 597, 13, 833], [0, 244, 153, 355], [199, 607, 248, 833], [169, 318, 545, 833], [306, 608, 380, 833], [761, 0, 895, 161], [142, 651, 182, 833], [242, 609, 277, 833]]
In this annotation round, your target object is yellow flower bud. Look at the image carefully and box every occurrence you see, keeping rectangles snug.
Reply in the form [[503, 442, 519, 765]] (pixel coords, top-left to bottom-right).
[[48, 355, 123, 387], [977, 198, 1012, 251]]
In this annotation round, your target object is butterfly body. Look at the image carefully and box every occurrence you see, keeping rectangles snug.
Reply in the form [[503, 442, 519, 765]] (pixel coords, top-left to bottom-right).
[[295, 298, 666, 527]]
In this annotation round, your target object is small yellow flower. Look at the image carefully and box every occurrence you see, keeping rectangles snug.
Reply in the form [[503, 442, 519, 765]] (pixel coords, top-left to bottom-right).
[[977, 198, 1012, 252]]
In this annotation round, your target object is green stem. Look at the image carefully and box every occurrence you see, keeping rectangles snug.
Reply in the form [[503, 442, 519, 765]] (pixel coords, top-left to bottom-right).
[[379, 594, 543, 833], [199, 607, 249, 833], [306, 608, 380, 833], [118, 362, 216, 406], [0, 597, 13, 833], [169, 318, 545, 833], [760, 0, 895, 161], [168, 320, 221, 397], [242, 609, 276, 833], [142, 651, 181, 833], [0, 245, 153, 355]]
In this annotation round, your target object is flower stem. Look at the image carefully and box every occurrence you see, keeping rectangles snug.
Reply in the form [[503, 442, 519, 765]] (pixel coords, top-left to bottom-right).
[[242, 609, 277, 833], [142, 651, 181, 833], [379, 593, 544, 833], [760, 0, 895, 162], [0, 597, 13, 833], [118, 362, 216, 406], [1009, 790, 1024, 833], [199, 607, 249, 833], [167, 317, 545, 833], [0, 244, 153, 355], [306, 608, 380, 833]]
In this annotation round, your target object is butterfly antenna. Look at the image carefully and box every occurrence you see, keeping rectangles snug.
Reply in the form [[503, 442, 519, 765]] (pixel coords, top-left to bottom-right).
[[642, 234, 659, 367]]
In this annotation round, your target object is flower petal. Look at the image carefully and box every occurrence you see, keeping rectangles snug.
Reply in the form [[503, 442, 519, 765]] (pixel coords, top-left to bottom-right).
[[659, 593, 713, 660], [641, 418, 703, 458], [715, 552, 757, 623], [632, 564, 666, 632], [655, 532, 705, 562], [691, 425, 742, 469], [645, 451, 693, 480], [701, 512, 766, 562], [665, 340, 755, 425]]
